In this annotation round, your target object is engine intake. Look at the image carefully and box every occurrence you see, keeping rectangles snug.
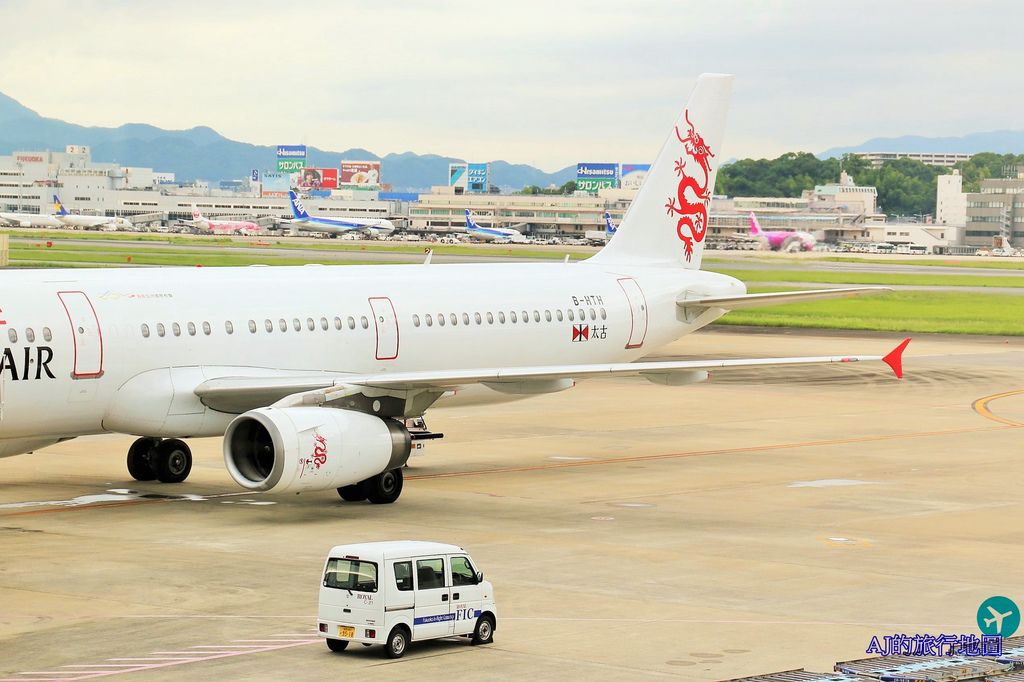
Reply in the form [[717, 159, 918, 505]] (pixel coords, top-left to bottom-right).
[[223, 407, 411, 493]]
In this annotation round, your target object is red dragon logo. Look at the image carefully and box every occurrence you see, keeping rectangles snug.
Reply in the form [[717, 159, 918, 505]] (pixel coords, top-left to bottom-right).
[[312, 434, 328, 469], [665, 110, 715, 261]]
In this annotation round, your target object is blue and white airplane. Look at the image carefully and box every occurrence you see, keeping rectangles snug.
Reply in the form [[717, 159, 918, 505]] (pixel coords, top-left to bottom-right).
[[53, 194, 132, 230], [285, 190, 395, 238], [464, 210, 527, 243], [585, 212, 618, 245]]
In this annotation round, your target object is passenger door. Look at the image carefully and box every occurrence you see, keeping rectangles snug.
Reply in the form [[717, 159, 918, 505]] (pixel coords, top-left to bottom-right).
[[412, 557, 452, 640], [449, 555, 485, 636], [57, 291, 104, 378], [368, 296, 399, 360], [617, 277, 648, 349]]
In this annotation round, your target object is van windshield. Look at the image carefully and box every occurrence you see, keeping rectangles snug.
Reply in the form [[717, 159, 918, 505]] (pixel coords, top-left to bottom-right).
[[324, 558, 378, 592]]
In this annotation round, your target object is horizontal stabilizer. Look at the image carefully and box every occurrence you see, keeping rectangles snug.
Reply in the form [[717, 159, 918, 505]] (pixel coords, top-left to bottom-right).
[[678, 286, 892, 310]]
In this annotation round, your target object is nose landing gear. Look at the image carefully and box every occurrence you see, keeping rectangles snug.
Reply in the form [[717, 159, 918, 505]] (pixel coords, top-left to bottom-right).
[[126, 437, 193, 483]]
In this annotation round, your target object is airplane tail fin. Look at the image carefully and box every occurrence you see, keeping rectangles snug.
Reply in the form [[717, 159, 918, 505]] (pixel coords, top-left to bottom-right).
[[465, 209, 480, 231], [52, 194, 68, 216], [604, 211, 617, 236], [590, 73, 733, 270], [191, 204, 203, 221], [749, 212, 763, 236], [288, 190, 310, 220]]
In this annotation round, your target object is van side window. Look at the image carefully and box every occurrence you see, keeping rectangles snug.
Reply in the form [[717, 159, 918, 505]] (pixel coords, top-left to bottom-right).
[[415, 558, 445, 590], [394, 561, 413, 592], [450, 556, 478, 586]]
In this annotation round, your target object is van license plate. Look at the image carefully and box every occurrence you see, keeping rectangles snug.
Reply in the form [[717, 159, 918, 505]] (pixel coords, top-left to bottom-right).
[[338, 626, 355, 638]]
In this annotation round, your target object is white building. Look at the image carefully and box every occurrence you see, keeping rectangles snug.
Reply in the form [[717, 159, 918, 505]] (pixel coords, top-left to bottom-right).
[[856, 152, 971, 168], [935, 170, 967, 226]]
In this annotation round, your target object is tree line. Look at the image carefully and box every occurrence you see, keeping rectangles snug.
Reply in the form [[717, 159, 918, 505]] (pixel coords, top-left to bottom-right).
[[714, 152, 1024, 217]]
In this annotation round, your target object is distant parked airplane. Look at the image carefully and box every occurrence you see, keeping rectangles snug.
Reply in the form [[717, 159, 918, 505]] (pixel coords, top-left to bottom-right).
[[464, 210, 527, 243], [748, 212, 816, 252], [190, 206, 262, 236], [0, 205, 64, 228], [53, 195, 132, 230], [285, 191, 395, 237]]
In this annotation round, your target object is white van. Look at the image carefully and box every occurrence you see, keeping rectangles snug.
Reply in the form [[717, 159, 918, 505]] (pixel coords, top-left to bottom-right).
[[317, 541, 497, 658]]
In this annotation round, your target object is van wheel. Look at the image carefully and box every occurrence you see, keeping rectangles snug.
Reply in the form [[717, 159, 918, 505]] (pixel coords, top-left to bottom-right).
[[362, 468, 404, 504], [337, 485, 367, 502], [471, 614, 495, 645], [385, 626, 408, 659], [326, 638, 349, 652]]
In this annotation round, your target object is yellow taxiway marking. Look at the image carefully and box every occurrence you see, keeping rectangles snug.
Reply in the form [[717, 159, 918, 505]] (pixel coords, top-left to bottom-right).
[[972, 388, 1024, 427]]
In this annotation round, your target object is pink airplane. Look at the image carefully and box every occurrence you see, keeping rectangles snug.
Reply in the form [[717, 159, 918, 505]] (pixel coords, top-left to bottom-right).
[[191, 206, 262, 236], [749, 212, 816, 251]]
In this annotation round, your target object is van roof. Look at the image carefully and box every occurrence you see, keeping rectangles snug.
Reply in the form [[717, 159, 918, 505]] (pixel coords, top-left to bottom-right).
[[326, 540, 466, 560]]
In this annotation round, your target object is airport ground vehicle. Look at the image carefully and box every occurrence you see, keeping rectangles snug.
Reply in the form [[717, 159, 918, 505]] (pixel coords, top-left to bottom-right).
[[318, 541, 496, 658]]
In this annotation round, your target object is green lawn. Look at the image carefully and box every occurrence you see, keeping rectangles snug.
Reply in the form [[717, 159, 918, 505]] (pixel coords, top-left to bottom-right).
[[10, 248, 400, 268], [714, 289, 1024, 336]]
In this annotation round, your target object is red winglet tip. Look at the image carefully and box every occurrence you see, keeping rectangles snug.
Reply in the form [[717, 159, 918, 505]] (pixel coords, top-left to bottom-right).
[[882, 338, 911, 379]]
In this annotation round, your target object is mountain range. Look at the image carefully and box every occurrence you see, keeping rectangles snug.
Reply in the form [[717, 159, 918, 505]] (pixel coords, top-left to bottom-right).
[[819, 131, 1024, 159], [0, 91, 576, 191]]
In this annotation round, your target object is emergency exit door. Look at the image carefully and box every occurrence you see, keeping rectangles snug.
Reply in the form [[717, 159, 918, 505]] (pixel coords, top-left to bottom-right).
[[617, 278, 648, 349], [368, 296, 399, 360], [57, 291, 104, 378]]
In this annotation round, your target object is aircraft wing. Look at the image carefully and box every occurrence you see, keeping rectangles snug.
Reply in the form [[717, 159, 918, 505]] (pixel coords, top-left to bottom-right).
[[678, 287, 891, 310], [194, 339, 909, 413]]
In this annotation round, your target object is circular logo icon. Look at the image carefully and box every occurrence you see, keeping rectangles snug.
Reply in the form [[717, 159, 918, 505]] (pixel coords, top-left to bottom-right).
[[977, 596, 1020, 637]]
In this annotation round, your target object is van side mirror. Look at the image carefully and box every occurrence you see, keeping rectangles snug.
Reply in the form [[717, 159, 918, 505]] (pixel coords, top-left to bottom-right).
[[475, 571, 484, 583]]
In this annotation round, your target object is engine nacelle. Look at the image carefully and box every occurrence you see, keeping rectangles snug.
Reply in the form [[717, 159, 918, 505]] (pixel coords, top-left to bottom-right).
[[223, 407, 411, 493]]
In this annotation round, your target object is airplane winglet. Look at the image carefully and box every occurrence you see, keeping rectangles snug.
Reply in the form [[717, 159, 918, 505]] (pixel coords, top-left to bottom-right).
[[882, 338, 911, 379]]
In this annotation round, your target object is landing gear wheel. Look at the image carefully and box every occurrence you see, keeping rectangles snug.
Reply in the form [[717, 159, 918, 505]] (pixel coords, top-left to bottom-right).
[[326, 638, 349, 652], [361, 468, 404, 505], [385, 626, 409, 659], [154, 438, 192, 483], [127, 437, 159, 481], [472, 614, 495, 645], [337, 485, 368, 502]]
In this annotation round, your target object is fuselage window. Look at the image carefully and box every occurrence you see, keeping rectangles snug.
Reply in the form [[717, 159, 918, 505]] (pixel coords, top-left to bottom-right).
[[567, 309, 575, 321], [498, 311, 506, 324], [425, 314, 433, 327], [249, 320, 257, 334], [462, 313, 470, 326], [578, 308, 585, 320], [600, 307, 607, 320], [360, 316, 369, 330], [522, 310, 529, 324], [556, 309, 564, 322], [533, 310, 541, 322], [486, 312, 494, 324], [187, 322, 197, 336], [6, 329, 15, 343], [279, 319, 287, 332], [172, 323, 181, 337], [544, 310, 552, 322], [589, 308, 597, 321], [347, 316, 356, 330], [141, 324, 150, 339], [25, 328, 34, 343], [334, 317, 343, 330], [42, 327, 52, 342], [510, 311, 518, 323], [413, 314, 421, 327], [474, 312, 482, 325], [307, 318, 315, 331], [226, 321, 234, 335], [450, 313, 458, 326], [157, 323, 166, 338], [438, 314, 446, 327], [293, 318, 301, 332], [202, 321, 212, 336], [321, 317, 329, 331], [265, 319, 274, 333]]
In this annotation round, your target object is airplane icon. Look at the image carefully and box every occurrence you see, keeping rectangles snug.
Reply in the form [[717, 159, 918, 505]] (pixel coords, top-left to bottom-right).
[[984, 605, 1014, 634]]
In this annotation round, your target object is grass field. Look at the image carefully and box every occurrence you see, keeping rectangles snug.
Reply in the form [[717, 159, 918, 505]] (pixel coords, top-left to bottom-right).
[[714, 288, 1024, 336], [704, 255, 1024, 270]]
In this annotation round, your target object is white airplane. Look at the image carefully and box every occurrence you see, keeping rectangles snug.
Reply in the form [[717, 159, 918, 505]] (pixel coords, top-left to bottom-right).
[[464, 210, 527, 243], [283, 191, 395, 238], [53, 195, 133, 230], [189, 205, 262, 236], [0, 74, 908, 506], [984, 605, 1014, 634], [0, 201, 65, 228]]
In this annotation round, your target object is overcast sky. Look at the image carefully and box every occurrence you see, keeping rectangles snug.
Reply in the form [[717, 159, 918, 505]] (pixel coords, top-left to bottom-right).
[[1, 1, 1021, 171]]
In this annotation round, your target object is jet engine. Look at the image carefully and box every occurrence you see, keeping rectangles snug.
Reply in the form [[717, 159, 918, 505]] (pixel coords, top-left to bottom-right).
[[223, 407, 411, 493]]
